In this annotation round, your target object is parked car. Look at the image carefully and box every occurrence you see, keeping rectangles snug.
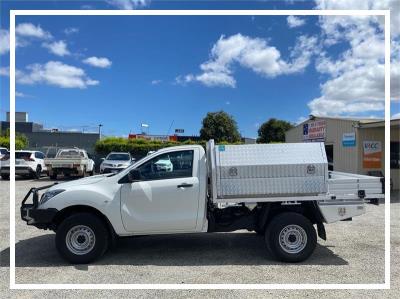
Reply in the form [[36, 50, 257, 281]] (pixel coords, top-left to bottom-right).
[[154, 157, 173, 172], [45, 148, 95, 179], [0, 150, 47, 180], [0, 147, 8, 159], [0, 147, 9, 171], [20, 140, 384, 264], [100, 152, 134, 174]]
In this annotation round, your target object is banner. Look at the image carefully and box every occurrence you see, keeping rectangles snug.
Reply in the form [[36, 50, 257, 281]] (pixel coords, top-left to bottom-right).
[[363, 141, 382, 169], [303, 120, 326, 142]]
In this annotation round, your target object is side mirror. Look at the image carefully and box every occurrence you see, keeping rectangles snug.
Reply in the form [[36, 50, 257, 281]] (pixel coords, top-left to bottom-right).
[[118, 169, 141, 184], [128, 169, 141, 182]]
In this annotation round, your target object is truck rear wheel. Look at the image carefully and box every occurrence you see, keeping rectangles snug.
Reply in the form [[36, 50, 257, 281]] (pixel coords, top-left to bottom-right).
[[265, 212, 317, 263], [55, 213, 109, 264]]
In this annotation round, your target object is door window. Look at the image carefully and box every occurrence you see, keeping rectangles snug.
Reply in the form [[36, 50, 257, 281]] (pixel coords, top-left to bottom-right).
[[137, 150, 194, 180]]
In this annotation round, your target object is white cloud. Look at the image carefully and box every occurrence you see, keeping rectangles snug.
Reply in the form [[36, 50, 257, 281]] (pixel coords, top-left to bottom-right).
[[0, 29, 10, 55], [314, 0, 400, 38], [287, 16, 306, 28], [107, 0, 150, 10], [180, 33, 318, 88], [83, 56, 112, 68], [42, 40, 70, 56], [15, 91, 33, 98], [309, 65, 385, 115], [0, 66, 9, 76], [64, 27, 79, 35], [15, 23, 52, 39], [307, 0, 400, 116], [151, 79, 162, 85], [392, 113, 400, 119], [16, 61, 99, 89]]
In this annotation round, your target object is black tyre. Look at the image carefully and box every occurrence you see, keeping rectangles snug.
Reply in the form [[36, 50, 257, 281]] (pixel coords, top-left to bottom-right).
[[55, 213, 109, 264], [254, 228, 264, 235], [1, 174, 9, 180], [265, 212, 317, 263], [32, 165, 41, 179], [50, 173, 57, 180], [82, 167, 87, 178]]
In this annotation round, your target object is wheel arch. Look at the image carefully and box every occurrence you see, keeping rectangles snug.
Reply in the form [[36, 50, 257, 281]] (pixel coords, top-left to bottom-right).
[[52, 205, 117, 244], [257, 201, 325, 237]]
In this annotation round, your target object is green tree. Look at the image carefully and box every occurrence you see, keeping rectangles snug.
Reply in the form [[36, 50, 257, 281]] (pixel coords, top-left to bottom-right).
[[0, 129, 28, 150], [257, 118, 294, 143], [200, 111, 241, 143]]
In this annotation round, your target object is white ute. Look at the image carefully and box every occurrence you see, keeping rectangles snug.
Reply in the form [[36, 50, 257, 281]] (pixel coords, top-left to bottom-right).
[[21, 140, 384, 264], [45, 148, 95, 179]]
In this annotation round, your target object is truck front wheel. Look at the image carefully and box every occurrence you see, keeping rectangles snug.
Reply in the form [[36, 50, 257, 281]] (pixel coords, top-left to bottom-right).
[[55, 213, 109, 264], [265, 212, 317, 263]]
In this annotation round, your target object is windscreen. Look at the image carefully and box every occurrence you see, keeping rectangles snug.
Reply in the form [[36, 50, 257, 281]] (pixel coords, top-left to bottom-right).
[[107, 153, 130, 161], [58, 150, 81, 157]]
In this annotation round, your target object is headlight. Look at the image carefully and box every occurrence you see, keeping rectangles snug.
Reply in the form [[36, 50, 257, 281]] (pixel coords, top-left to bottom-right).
[[40, 189, 65, 205]]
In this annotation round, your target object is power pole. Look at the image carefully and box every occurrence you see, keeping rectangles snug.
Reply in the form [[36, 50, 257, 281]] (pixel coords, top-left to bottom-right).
[[98, 124, 103, 139]]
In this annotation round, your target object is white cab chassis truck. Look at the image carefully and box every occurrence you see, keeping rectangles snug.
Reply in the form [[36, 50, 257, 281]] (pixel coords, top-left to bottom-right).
[[44, 148, 95, 180], [21, 140, 384, 264]]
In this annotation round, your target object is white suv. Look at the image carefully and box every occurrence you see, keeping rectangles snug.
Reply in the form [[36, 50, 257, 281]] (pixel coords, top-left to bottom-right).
[[0, 147, 9, 172], [100, 152, 134, 174], [0, 150, 47, 180]]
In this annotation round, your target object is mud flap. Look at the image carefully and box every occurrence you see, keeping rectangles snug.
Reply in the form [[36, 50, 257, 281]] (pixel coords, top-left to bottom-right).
[[317, 222, 326, 240]]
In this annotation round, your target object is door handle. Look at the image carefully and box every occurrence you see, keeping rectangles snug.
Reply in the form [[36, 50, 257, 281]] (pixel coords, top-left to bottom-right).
[[177, 183, 193, 188]]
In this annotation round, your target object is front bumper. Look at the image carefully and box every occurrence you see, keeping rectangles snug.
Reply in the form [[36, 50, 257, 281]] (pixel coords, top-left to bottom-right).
[[20, 184, 59, 229]]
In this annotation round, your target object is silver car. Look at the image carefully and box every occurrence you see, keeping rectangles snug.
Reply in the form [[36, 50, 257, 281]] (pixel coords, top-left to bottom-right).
[[100, 152, 134, 174]]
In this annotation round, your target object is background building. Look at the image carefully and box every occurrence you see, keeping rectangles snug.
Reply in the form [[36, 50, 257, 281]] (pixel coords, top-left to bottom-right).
[[1, 112, 100, 156], [285, 115, 399, 191]]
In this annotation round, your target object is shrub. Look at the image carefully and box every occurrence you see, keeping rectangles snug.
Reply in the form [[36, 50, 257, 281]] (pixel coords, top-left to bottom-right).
[[95, 137, 242, 157]]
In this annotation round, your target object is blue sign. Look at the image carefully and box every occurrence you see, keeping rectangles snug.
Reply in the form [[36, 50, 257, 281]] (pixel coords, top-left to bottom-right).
[[218, 145, 225, 152], [342, 132, 356, 147]]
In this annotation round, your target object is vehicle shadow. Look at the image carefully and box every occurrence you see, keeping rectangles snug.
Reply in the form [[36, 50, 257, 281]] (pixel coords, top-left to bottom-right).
[[1, 232, 348, 268]]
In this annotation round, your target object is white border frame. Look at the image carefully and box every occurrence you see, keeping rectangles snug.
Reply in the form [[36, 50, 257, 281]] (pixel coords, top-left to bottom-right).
[[9, 9, 391, 290]]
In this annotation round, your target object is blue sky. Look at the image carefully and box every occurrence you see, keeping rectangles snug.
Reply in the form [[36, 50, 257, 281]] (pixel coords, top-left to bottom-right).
[[0, 1, 399, 138]]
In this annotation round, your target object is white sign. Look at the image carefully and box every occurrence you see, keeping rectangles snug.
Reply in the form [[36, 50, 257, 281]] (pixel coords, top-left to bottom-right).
[[342, 132, 356, 147]]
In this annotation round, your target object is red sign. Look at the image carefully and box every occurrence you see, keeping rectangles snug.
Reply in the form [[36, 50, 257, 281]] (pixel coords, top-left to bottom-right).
[[128, 134, 177, 142]]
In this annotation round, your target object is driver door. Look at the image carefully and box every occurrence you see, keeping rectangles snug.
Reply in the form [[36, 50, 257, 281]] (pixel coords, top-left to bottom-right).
[[120, 149, 200, 233]]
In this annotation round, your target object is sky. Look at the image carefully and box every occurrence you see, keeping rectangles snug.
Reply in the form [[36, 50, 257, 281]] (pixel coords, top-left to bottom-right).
[[0, 0, 399, 138]]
